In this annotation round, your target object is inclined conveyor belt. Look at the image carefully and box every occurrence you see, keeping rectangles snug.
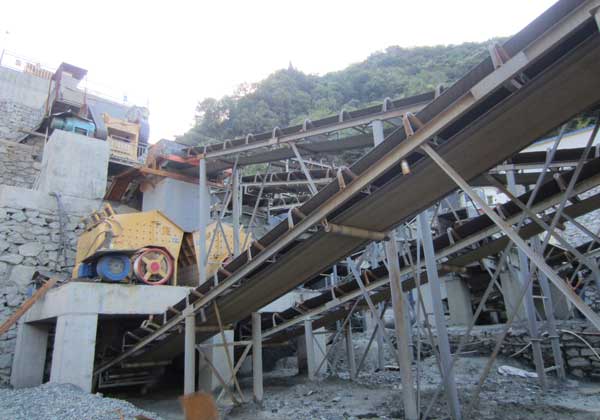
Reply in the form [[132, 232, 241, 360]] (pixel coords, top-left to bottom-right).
[[96, 0, 600, 373]]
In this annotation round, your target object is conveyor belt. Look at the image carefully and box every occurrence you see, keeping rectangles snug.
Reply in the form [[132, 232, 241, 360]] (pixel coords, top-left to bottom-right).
[[96, 0, 600, 373]]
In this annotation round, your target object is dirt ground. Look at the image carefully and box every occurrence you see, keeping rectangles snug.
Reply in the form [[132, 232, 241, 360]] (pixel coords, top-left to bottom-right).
[[128, 355, 600, 420]]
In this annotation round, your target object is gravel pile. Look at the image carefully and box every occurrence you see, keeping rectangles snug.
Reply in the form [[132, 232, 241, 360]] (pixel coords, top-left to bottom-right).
[[0, 383, 163, 420]]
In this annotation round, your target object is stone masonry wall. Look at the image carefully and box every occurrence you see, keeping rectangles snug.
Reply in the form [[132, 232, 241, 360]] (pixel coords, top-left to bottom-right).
[[0, 139, 41, 188], [444, 321, 600, 380], [0, 204, 84, 385], [0, 100, 44, 142]]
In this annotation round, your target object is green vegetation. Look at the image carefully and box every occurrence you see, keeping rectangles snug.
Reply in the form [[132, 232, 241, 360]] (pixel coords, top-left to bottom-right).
[[179, 40, 500, 146]]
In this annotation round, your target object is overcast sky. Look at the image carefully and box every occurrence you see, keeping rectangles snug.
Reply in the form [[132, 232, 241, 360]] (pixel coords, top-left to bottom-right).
[[1, 0, 556, 142]]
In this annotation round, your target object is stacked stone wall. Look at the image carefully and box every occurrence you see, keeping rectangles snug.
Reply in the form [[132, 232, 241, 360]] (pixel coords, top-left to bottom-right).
[[0, 100, 44, 142], [0, 203, 84, 385], [443, 321, 600, 380], [0, 139, 41, 188]]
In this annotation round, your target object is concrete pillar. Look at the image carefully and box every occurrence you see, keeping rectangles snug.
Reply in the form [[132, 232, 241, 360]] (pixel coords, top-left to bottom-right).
[[304, 319, 316, 380], [251, 313, 263, 403], [142, 178, 201, 232], [184, 310, 196, 395], [446, 274, 473, 326], [500, 271, 527, 322], [50, 313, 98, 392], [345, 321, 356, 379], [11, 321, 49, 388], [197, 330, 234, 392]]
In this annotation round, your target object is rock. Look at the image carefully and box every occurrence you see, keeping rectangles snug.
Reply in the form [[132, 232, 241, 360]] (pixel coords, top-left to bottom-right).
[[0, 254, 23, 265], [0, 354, 11, 369], [580, 348, 600, 357], [10, 212, 26, 222], [0, 240, 8, 252], [18, 242, 43, 257], [569, 357, 591, 368], [8, 265, 36, 290]]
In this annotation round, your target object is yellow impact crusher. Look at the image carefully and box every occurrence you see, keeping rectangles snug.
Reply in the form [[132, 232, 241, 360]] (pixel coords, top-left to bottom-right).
[[73, 204, 250, 286]]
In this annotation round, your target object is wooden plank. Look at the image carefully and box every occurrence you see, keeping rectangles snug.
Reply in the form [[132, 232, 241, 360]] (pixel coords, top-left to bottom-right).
[[0, 277, 59, 336]]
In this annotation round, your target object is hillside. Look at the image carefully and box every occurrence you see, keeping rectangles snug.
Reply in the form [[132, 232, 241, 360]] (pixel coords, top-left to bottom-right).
[[179, 40, 498, 145]]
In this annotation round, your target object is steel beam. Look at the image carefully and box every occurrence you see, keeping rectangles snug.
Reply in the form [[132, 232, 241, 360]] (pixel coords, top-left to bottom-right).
[[184, 308, 196, 395], [506, 170, 547, 388], [385, 239, 419, 420], [198, 158, 209, 285], [417, 212, 462, 420], [252, 313, 263, 403], [421, 143, 600, 330]]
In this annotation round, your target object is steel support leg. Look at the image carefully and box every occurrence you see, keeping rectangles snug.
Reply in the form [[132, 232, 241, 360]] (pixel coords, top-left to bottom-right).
[[372, 119, 385, 146], [290, 143, 318, 195], [417, 212, 462, 420], [421, 143, 600, 329], [198, 158, 209, 285], [507, 170, 547, 389], [251, 312, 263, 403], [532, 237, 566, 380], [232, 167, 241, 257], [184, 309, 196, 395], [385, 239, 419, 420]]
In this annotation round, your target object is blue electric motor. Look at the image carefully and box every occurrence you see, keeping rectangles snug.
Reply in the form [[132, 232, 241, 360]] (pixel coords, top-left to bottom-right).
[[95, 253, 131, 282]]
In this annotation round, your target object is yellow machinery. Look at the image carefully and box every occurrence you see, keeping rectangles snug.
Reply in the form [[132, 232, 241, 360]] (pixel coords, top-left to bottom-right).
[[73, 204, 251, 286], [195, 222, 251, 279]]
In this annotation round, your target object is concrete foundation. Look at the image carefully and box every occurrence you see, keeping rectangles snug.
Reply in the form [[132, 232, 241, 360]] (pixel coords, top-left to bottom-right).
[[36, 130, 110, 200], [142, 178, 200, 232], [296, 327, 327, 376], [11, 282, 190, 392], [10, 321, 49, 388], [50, 313, 98, 392], [197, 331, 234, 392], [446, 275, 473, 326]]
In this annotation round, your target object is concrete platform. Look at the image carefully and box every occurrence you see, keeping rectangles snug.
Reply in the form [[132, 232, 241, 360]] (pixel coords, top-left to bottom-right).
[[12, 282, 191, 391]]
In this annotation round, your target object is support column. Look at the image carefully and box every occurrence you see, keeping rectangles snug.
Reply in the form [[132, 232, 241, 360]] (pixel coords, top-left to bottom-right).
[[385, 239, 418, 420], [417, 212, 461, 420], [232, 167, 241, 257], [304, 319, 316, 380], [184, 309, 196, 395], [446, 274, 473, 326], [372, 120, 385, 146], [11, 321, 49, 388], [252, 313, 263, 403], [507, 170, 547, 389], [376, 303, 385, 371], [500, 270, 527, 322], [198, 157, 209, 285], [345, 320, 356, 379], [50, 313, 97, 392]]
